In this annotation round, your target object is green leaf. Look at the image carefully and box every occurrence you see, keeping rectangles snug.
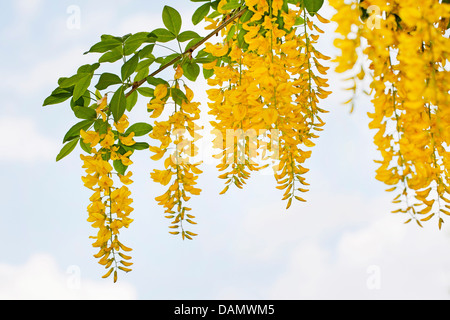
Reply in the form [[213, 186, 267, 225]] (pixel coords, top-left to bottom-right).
[[237, 28, 248, 49], [134, 66, 149, 83], [123, 32, 156, 56], [43, 87, 73, 106], [72, 106, 97, 120], [56, 139, 79, 162], [99, 47, 124, 63], [139, 44, 155, 59], [162, 6, 182, 36], [281, 0, 289, 13], [171, 87, 188, 105], [63, 119, 94, 143], [276, 13, 285, 30], [192, 3, 210, 25], [182, 62, 200, 81], [136, 87, 154, 98], [110, 86, 127, 123], [207, 10, 221, 19], [221, 0, 240, 11], [121, 54, 139, 81], [294, 16, 305, 26], [177, 30, 201, 42], [94, 118, 109, 135], [304, 0, 324, 15], [240, 10, 254, 23], [77, 63, 100, 74], [95, 73, 123, 90], [85, 38, 122, 54], [73, 73, 94, 101], [226, 24, 236, 42], [59, 64, 97, 101], [79, 139, 92, 154], [194, 55, 215, 64], [120, 34, 132, 42], [185, 37, 203, 52], [125, 122, 153, 137], [203, 67, 214, 79], [156, 53, 180, 66], [126, 90, 138, 112], [59, 74, 83, 88], [113, 159, 128, 176], [210, 0, 221, 11], [101, 34, 123, 42], [131, 142, 150, 150], [147, 77, 169, 87], [94, 89, 102, 100], [71, 94, 90, 108], [136, 57, 155, 72], [152, 28, 176, 43], [195, 48, 209, 58]]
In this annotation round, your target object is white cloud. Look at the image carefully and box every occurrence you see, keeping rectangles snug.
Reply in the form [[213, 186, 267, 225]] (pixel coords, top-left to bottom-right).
[[266, 241, 331, 299], [265, 214, 450, 299], [0, 253, 137, 300], [2, 0, 44, 39], [14, 0, 43, 17], [6, 46, 93, 95], [226, 187, 386, 261], [336, 215, 407, 267], [0, 116, 59, 163], [209, 183, 450, 299]]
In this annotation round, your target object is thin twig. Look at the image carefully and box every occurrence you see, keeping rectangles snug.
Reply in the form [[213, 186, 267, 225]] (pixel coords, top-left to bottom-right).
[[125, 7, 247, 98]]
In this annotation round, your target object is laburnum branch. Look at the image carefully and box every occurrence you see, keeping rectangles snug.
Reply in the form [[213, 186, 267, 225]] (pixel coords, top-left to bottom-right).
[[125, 7, 247, 98]]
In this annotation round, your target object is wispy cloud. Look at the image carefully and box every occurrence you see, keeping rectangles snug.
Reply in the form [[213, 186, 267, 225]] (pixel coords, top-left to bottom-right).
[[209, 186, 450, 299], [2, 0, 44, 39], [0, 116, 59, 163], [0, 253, 137, 299], [266, 214, 450, 299]]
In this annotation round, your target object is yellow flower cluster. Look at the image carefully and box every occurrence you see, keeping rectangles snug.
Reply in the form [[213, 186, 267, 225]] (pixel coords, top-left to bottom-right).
[[330, 0, 450, 228], [79, 98, 135, 282], [148, 82, 203, 240], [205, 1, 331, 208]]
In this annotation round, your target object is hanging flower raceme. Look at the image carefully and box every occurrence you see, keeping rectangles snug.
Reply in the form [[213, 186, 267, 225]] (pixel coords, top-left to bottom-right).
[[79, 96, 135, 282], [148, 79, 203, 240], [330, 0, 450, 228], [204, 0, 331, 208]]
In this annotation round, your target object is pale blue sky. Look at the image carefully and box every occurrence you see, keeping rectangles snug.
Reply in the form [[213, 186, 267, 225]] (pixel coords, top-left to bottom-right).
[[1, 0, 450, 299]]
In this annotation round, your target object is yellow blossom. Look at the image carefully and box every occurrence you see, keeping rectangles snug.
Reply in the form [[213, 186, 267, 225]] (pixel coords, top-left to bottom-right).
[[100, 129, 115, 149], [120, 132, 136, 146], [154, 84, 168, 100], [114, 115, 129, 134], [96, 95, 108, 122], [174, 65, 183, 80], [80, 130, 100, 147], [119, 171, 133, 185], [204, 42, 229, 57]]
